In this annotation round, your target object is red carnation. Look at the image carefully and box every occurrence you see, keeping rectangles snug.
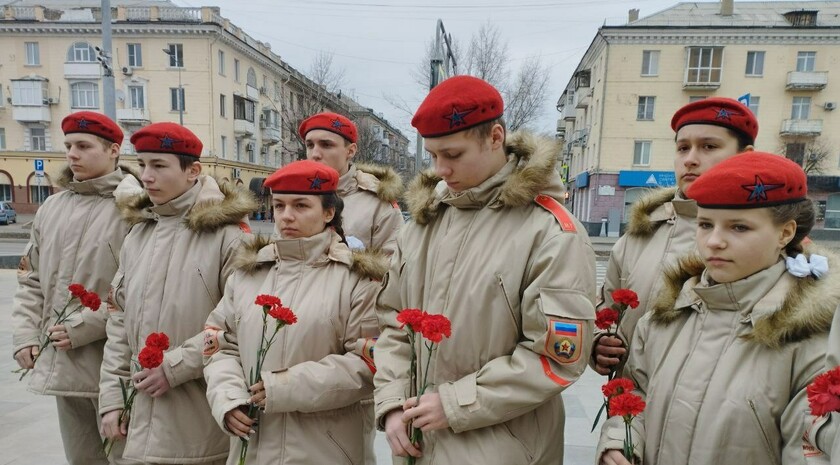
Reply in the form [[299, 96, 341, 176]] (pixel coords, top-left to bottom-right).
[[595, 308, 620, 330], [602, 378, 636, 398], [609, 392, 646, 418], [807, 367, 840, 416], [397, 309, 427, 331], [145, 332, 170, 351], [80, 292, 102, 311], [267, 305, 298, 326], [255, 294, 282, 309], [138, 346, 164, 370], [68, 283, 87, 298], [612, 289, 639, 309], [419, 314, 452, 343]]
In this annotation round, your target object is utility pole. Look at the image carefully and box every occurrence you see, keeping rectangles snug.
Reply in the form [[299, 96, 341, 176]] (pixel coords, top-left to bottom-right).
[[415, 19, 457, 175], [100, 0, 115, 120]]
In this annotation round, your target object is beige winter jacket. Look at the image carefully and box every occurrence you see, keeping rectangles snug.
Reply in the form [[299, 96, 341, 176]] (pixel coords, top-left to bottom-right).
[[374, 132, 597, 465], [592, 188, 697, 375], [339, 163, 404, 255], [13, 166, 135, 398], [203, 229, 386, 465], [99, 176, 256, 464], [597, 253, 837, 465]]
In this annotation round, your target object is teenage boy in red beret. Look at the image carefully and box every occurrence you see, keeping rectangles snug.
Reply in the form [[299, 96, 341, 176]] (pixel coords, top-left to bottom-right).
[[373, 75, 596, 464], [99, 122, 256, 464], [592, 97, 758, 377], [300, 112, 403, 254], [12, 111, 135, 465]]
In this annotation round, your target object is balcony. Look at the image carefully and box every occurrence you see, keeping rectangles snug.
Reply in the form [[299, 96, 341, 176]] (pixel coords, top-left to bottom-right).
[[234, 118, 255, 136], [683, 79, 720, 90], [64, 62, 101, 79], [116, 108, 150, 125], [575, 88, 592, 109], [786, 71, 828, 91], [246, 85, 259, 101], [780, 119, 823, 136], [13, 105, 51, 123], [261, 126, 280, 145]]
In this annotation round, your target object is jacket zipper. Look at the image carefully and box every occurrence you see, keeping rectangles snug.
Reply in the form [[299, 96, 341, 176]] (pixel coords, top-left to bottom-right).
[[748, 400, 781, 465], [326, 430, 355, 465], [196, 267, 216, 302], [496, 274, 521, 334]]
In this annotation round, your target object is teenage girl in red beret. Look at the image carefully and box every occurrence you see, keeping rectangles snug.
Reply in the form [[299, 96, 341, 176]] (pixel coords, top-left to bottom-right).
[[598, 152, 837, 465], [203, 160, 387, 465]]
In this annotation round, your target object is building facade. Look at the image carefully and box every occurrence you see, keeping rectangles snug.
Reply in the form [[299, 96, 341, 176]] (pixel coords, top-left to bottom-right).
[[557, 0, 840, 234], [0, 0, 409, 213]]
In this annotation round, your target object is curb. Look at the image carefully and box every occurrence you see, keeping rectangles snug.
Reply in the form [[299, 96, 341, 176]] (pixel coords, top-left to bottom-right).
[[0, 232, 29, 240], [0, 255, 22, 269]]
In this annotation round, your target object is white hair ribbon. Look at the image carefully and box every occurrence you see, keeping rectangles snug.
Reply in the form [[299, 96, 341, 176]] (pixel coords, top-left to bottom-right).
[[785, 253, 829, 279]]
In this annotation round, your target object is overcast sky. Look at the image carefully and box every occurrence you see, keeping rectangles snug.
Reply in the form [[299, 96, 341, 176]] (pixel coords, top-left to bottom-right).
[[171, 0, 786, 148]]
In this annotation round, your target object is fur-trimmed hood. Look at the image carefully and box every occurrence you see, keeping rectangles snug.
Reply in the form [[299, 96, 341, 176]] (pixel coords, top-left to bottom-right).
[[233, 233, 390, 281], [115, 175, 257, 233], [405, 131, 562, 225], [56, 164, 140, 191], [353, 163, 404, 203], [650, 246, 840, 348], [626, 187, 680, 237]]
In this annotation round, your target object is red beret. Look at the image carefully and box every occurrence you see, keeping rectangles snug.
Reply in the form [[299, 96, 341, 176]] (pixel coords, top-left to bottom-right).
[[411, 75, 504, 138], [686, 152, 807, 209], [671, 97, 758, 142], [130, 122, 203, 158], [298, 112, 357, 143], [264, 160, 339, 194], [61, 111, 123, 145]]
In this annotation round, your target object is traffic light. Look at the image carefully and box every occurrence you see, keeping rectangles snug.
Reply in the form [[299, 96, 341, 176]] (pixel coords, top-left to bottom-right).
[[95, 45, 113, 77]]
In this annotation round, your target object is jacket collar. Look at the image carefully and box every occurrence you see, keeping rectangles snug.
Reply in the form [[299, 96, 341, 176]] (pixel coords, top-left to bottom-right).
[[627, 188, 697, 237], [150, 179, 202, 218], [338, 163, 404, 203], [690, 260, 786, 314], [56, 165, 131, 197], [338, 164, 359, 196], [405, 131, 563, 225], [116, 175, 257, 232], [273, 229, 352, 267], [652, 247, 840, 348]]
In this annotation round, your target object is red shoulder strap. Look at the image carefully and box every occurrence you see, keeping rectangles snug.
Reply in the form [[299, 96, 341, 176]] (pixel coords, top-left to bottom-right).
[[534, 194, 577, 233], [239, 222, 252, 233]]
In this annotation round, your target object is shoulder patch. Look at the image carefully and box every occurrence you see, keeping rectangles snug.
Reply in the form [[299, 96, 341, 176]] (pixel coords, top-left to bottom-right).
[[391, 200, 400, 210], [360, 337, 377, 373], [544, 317, 583, 365], [239, 222, 252, 233], [534, 194, 576, 232], [203, 325, 223, 356]]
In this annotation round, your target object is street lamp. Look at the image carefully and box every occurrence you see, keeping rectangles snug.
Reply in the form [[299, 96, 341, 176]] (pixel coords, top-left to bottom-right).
[[162, 48, 183, 125]]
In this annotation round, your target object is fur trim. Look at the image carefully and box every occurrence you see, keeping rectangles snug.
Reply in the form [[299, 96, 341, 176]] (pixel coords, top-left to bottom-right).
[[232, 234, 274, 273], [351, 249, 390, 281], [355, 163, 404, 203], [56, 164, 140, 190], [405, 131, 559, 225], [626, 188, 678, 237], [651, 246, 840, 348]]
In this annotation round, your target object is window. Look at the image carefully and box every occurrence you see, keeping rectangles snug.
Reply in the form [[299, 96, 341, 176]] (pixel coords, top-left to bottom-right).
[[641, 50, 659, 76], [689, 96, 706, 103], [274, 81, 281, 101], [30, 183, 51, 204], [826, 194, 840, 230], [30, 127, 46, 151], [67, 42, 95, 62], [797, 51, 816, 72], [235, 139, 242, 161], [247, 67, 257, 87], [220, 94, 226, 117], [686, 47, 723, 84], [166, 44, 183, 68], [25, 42, 40, 66], [637, 96, 655, 120], [792, 96, 811, 119], [745, 51, 764, 76], [785, 143, 806, 166], [128, 85, 144, 109], [221, 135, 227, 158], [170, 88, 185, 111], [70, 82, 99, 109], [127, 43, 142, 67], [247, 142, 255, 163], [748, 96, 760, 116], [233, 95, 255, 122], [633, 141, 651, 166], [288, 91, 295, 112], [0, 172, 11, 201], [234, 59, 240, 82], [218, 50, 225, 75], [11, 80, 46, 106], [0, 128, 5, 150]]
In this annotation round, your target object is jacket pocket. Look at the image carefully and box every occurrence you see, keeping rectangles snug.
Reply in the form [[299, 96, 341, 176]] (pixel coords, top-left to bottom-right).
[[496, 274, 521, 334], [325, 430, 355, 465], [501, 419, 534, 462], [748, 399, 781, 465], [196, 266, 220, 304]]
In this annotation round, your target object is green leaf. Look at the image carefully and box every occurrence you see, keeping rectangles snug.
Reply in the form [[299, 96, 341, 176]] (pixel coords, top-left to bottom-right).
[[591, 399, 608, 432]]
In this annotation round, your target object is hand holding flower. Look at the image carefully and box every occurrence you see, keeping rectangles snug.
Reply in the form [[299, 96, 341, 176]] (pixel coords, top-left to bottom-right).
[[402, 393, 449, 433], [249, 380, 266, 408]]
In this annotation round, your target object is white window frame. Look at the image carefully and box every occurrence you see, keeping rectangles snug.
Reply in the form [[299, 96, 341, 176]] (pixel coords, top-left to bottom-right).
[[235, 139, 242, 161], [25, 42, 40, 66], [685, 47, 723, 84], [220, 94, 226, 117], [748, 96, 760, 116], [234, 59, 241, 82], [128, 85, 145, 109], [0, 128, 6, 150], [633, 140, 652, 166], [170, 87, 185, 111], [218, 50, 225, 75], [637, 96, 655, 121], [797, 51, 816, 72], [247, 67, 257, 87], [70, 81, 99, 109], [166, 43, 184, 68], [221, 135, 227, 158], [67, 42, 95, 63], [641, 50, 659, 76], [791, 97, 811, 119], [30, 127, 46, 151], [127, 43, 142, 67], [745, 51, 764, 76], [11, 80, 46, 106]]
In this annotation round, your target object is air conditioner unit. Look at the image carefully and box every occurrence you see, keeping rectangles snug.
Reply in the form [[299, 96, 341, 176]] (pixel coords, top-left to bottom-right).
[[259, 120, 268, 129], [260, 146, 268, 155], [245, 142, 255, 151], [121, 66, 133, 76], [232, 168, 241, 178], [47, 97, 58, 105], [259, 87, 268, 95], [824, 102, 836, 111]]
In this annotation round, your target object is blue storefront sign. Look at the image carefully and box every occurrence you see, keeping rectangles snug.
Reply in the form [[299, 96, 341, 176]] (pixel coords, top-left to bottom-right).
[[575, 171, 590, 188], [618, 170, 676, 187]]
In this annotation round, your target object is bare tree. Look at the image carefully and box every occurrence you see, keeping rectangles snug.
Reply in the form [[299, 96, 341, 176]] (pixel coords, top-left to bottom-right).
[[504, 56, 551, 131], [309, 51, 346, 94], [778, 138, 832, 175], [410, 38, 464, 91], [354, 119, 384, 164], [465, 21, 509, 89]]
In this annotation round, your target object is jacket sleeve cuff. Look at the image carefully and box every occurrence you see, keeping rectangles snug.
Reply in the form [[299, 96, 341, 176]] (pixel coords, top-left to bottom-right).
[[262, 369, 292, 414], [98, 384, 127, 416], [438, 372, 478, 433], [65, 310, 107, 349], [213, 392, 252, 437], [13, 332, 41, 355], [161, 347, 200, 388], [374, 382, 409, 430], [597, 420, 644, 463]]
